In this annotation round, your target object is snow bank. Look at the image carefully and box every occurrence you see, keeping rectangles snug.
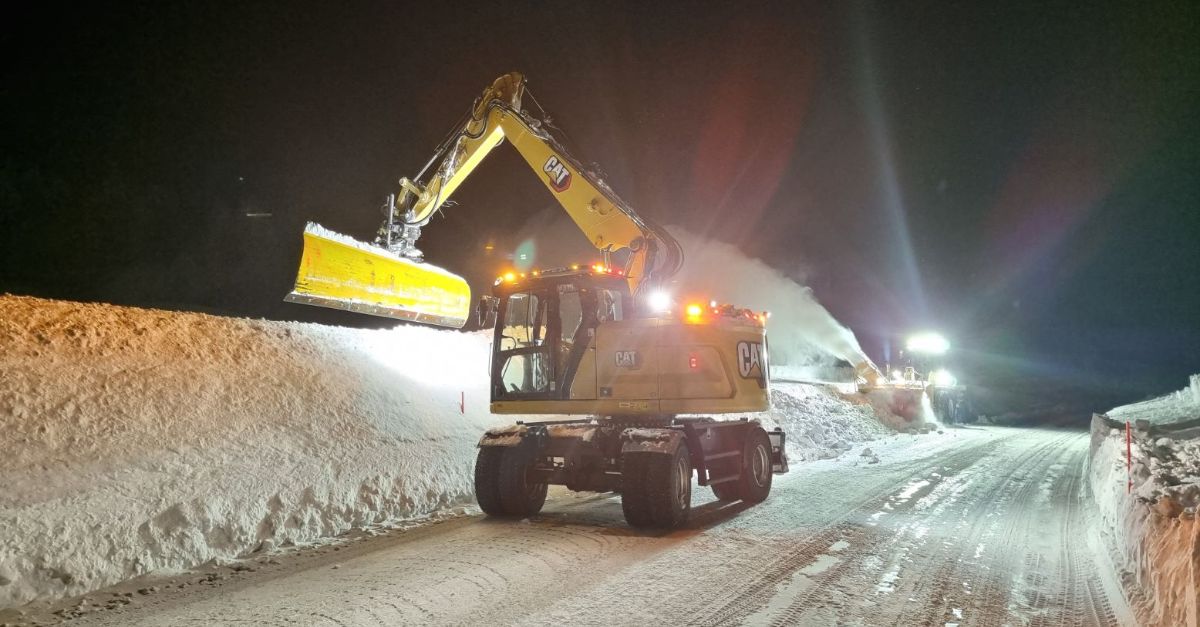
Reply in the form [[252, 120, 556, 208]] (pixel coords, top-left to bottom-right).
[[863, 387, 935, 431], [1110, 380, 1200, 426], [770, 364, 858, 392], [0, 295, 508, 607], [757, 382, 892, 462], [1089, 378, 1200, 626]]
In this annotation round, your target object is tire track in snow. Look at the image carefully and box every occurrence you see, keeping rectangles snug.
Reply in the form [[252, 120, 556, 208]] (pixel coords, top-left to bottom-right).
[[890, 432, 1070, 627], [724, 429, 1123, 627], [831, 429, 1069, 626], [960, 432, 1078, 627], [1031, 440, 1118, 627], [684, 434, 1013, 625]]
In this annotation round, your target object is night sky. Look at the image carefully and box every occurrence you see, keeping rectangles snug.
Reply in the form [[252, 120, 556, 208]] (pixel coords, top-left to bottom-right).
[[3, 2, 1197, 406]]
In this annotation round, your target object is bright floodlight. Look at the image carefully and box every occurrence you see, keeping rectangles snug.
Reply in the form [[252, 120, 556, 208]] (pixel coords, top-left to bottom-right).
[[647, 290, 671, 313], [930, 368, 957, 387], [906, 332, 950, 355]]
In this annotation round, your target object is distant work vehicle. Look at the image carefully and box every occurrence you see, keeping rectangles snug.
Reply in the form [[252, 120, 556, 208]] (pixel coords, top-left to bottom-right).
[[864, 332, 969, 425], [286, 73, 788, 528]]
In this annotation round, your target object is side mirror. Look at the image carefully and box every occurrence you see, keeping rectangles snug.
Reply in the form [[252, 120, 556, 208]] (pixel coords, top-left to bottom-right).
[[476, 295, 499, 328]]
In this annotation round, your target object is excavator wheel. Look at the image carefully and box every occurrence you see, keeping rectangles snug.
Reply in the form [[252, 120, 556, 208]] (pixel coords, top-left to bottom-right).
[[707, 452, 740, 501], [474, 447, 506, 516], [735, 428, 773, 504], [474, 447, 547, 518], [707, 428, 773, 503], [707, 443, 742, 501], [620, 444, 692, 529], [710, 476, 741, 502]]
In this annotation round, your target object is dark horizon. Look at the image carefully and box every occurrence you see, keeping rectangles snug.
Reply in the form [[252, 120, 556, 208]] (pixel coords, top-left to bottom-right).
[[3, 2, 1198, 407]]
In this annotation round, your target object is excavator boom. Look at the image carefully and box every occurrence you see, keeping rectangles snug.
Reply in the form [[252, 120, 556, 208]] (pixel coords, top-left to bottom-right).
[[287, 72, 679, 327]]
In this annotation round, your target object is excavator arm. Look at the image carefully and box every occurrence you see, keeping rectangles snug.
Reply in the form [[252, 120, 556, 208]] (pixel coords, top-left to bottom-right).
[[288, 72, 681, 327], [380, 72, 679, 296]]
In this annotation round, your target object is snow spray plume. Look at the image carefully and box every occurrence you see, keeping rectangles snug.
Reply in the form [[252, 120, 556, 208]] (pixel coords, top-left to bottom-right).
[[669, 227, 871, 369], [487, 211, 869, 369]]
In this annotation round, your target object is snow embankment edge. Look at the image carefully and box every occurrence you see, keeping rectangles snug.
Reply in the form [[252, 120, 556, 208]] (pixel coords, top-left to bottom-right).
[[1088, 411, 1200, 626]]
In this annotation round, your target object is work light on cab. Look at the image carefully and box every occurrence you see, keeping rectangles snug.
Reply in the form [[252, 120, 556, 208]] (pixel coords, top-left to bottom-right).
[[647, 290, 672, 313]]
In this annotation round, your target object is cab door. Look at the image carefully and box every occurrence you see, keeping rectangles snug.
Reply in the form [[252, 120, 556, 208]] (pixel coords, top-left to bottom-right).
[[559, 284, 597, 400], [492, 290, 557, 400]]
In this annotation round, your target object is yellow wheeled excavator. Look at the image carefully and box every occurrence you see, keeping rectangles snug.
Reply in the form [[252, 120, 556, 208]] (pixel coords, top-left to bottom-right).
[[287, 73, 788, 528]]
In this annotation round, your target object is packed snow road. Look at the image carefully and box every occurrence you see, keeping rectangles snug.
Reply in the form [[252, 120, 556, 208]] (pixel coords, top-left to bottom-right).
[[53, 426, 1130, 627]]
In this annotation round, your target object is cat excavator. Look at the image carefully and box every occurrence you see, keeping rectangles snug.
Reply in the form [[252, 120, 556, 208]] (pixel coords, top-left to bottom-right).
[[287, 73, 787, 528]]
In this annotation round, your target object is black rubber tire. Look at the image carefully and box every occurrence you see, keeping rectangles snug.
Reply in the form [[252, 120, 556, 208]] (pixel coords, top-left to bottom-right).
[[619, 454, 655, 527], [710, 478, 741, 501], [474, 446, 547, 518], [736, 428, 773, 504], [621, 444, 692, 528], [474, 447, 506, 516], [708, 455, 742, 502], [497, 447, 547, 517]]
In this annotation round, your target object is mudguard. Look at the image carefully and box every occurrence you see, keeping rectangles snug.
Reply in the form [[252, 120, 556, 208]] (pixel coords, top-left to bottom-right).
[[619, 428, 685, 456], [478, 423, 549, 463], [478, 424, 528, 448]]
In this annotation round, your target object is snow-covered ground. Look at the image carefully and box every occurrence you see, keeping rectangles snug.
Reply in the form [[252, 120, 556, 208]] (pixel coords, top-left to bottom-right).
[[1089, 377, 1200, 625], [21, 427, 1130, 626], [0, 295, 902, 611]]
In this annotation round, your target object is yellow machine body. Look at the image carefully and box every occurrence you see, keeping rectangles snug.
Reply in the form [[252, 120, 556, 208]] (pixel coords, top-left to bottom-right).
[[486, 269, 770, 417], [491, 317, 770, 416]]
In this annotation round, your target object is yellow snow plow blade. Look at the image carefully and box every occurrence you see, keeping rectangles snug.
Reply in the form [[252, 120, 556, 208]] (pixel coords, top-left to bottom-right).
[[285, 222, 471, 328]]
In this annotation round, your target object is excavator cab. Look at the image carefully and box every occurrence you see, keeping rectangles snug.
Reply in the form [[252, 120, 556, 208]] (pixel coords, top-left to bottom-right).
[[486, 266, 772, 418], [489, 269, 630, 403]]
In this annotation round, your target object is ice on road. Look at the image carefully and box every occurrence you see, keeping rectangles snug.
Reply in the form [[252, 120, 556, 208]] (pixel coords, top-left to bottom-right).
[[62, 426, 1131, 627]]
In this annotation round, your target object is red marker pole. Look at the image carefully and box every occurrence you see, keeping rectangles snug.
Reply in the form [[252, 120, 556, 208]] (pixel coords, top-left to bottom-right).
[[1126, 420, 1132, 495]]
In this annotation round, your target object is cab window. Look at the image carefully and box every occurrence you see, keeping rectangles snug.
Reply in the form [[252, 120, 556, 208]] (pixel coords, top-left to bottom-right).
[[500, 292, 545, 352]]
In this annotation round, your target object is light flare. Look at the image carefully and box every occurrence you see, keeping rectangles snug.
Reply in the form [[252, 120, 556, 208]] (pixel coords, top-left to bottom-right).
[[647, 290, 672, 313]]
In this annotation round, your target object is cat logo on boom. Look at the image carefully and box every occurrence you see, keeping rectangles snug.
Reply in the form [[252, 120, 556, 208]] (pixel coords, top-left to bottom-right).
[[543, 155, 572, 192]]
